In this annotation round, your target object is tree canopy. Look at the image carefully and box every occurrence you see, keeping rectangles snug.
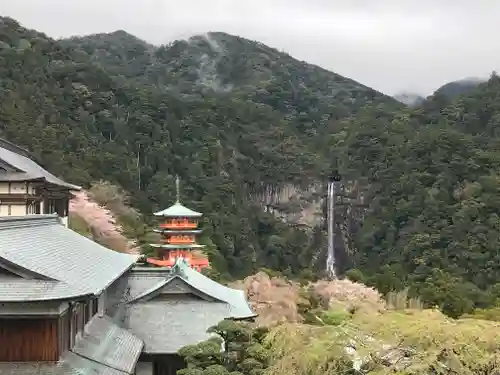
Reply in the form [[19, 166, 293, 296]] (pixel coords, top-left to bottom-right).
[[3, 16, 500, 316]]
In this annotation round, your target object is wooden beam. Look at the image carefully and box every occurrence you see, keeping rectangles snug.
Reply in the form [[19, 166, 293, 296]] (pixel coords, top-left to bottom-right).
[[0, 194, 42, 201]]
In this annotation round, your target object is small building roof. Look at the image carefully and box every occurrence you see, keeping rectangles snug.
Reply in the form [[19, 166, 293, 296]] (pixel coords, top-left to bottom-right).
[[154, 202, 202, 218], [177, 261, 255, 318], [0, 215, 139, 301], [0, 138, 81, 190], [124, 260, 256, 354], [0, 316, 143, 375], [72, 315, 143, 374], [0, 275, 90, 302], [126, 299, 231, 354], [127, 259, 255, 317]]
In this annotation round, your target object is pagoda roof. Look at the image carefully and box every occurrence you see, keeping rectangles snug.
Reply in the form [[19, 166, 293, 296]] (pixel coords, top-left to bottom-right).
[[153, 229, 202, 234], [0, 215, 139, 301], [153, 202, 202, 218], [150, 244, 205, 249]]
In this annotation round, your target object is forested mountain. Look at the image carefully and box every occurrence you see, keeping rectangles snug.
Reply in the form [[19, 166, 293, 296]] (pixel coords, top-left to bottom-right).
[[4, 16, 500, 318], [0, 17, 396, 280], [433, 77, 485, 99], [62, 31, 398, 141], [333, 74, 500, 317]]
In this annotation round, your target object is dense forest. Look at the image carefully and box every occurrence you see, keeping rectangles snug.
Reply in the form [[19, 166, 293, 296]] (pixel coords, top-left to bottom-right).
[[3, 16, 500, 318], [0, 17, 396, 278]]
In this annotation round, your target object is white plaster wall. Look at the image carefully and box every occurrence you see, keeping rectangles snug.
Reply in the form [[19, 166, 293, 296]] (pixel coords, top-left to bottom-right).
[[9, 182, 26, 193], [0, 182, 8, 194], [0, 203, 25, 217], [10, 204, 25, 216]]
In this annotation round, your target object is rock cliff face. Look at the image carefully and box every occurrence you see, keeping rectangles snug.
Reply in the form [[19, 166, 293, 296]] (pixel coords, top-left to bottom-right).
[[253, 183, 323, 227], [254, 180, 368, 270]]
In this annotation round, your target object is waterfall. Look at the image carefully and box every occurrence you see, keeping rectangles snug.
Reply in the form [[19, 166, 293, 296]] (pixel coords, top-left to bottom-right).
[[326, 181, 336, 279]]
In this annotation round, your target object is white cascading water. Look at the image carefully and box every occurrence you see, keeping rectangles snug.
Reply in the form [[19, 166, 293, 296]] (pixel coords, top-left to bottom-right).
[[326, 181, 336, 279]]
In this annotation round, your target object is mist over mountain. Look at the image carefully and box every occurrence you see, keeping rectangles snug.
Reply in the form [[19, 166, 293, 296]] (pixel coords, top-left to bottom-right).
[[393, 92, 425, 107], [4, 16, 500, 324], [433, 77, 486, 99], [0, 17, 400, 279]]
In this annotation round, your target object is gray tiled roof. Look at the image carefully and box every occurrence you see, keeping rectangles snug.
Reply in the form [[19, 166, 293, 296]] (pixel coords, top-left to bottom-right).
[[0, 215, 138, 299], [126, 267, 172, 300], [125, 300, 231, 354], [0, 352, 127, 375], [72, 315, 143, 374], [0, 275, 89, 302], [177, 261, 255, 319], [0, 316, 142, 375], [126, 261, 255, 319], [154, 202, 202, 217], [59, 351, 128, 375], [0, 362, 58, 375], [0, 143, 81, 190]]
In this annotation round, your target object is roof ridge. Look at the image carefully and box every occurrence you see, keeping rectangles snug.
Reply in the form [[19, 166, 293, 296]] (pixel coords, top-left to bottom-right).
[[0, 214, 61, 230], [0, 138, 31, 157]]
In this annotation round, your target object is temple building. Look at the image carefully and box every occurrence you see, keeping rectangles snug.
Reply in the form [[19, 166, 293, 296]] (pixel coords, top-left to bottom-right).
[[0, 214, 255, 375], [146, 177, 209, 271], [0, 138, 80, 226]]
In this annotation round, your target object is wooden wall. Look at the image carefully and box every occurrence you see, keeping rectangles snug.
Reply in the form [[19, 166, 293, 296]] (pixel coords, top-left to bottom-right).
[[0, 318, 59, 361], [0, 298, 99, 362]]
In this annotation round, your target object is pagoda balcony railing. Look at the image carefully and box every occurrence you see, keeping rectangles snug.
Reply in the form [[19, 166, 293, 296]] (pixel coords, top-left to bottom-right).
[[159, 223, 198, 229], [164, 238, 195, 244]]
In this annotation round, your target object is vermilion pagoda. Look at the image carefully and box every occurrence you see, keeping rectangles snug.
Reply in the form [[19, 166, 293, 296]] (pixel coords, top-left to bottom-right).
[[146, 177, 209, 271]]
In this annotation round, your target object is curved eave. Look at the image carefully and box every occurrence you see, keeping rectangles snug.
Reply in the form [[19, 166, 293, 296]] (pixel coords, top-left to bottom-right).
[[153, 202, 203, 218], [177, 261, 256, 319], [127, 274, 220, 304], [153, 229, 203, 234], [230, 313, 259, 321], [150, 244, 205, 249], [153, 212, 203, 218], [0, 290, 93, 303]]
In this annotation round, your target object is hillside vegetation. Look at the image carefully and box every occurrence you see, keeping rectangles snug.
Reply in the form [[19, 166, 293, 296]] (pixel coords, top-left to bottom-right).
[[0, 17, 396, 279], [4, 16, 500, 320], [331, 75, 500, 317], [178, 286, 500, 375]]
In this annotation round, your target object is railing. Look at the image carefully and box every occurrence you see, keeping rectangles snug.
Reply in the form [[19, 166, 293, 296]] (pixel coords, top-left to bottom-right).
[[159, 222, 198, 229], [164, 237, 195, 244]]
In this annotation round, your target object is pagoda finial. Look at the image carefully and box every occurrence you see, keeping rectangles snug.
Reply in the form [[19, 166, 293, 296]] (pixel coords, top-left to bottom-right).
[[175, 175, 180, 203]]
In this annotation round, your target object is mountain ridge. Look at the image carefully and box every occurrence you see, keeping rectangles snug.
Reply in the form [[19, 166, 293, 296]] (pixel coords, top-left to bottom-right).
[[0, 16, 398, 280], [5, 15, 500, 319]]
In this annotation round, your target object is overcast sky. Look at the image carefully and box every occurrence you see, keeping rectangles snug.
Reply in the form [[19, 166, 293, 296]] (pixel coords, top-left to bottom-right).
[[1, 0, 499, 95]]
